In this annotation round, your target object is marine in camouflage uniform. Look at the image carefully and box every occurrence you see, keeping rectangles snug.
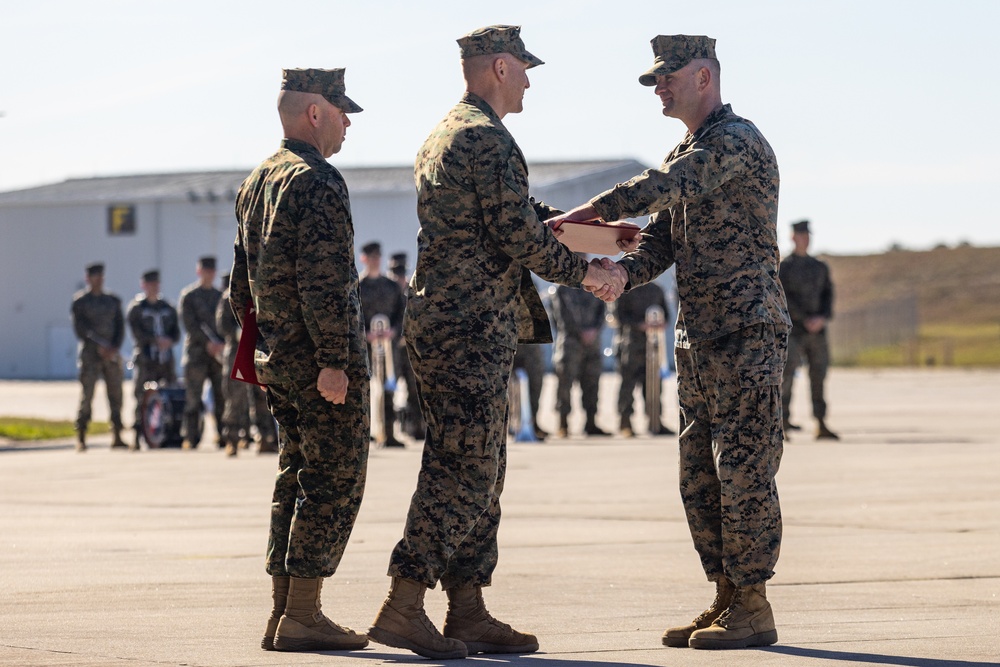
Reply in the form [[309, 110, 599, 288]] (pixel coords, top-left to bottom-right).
[[612, 280, 671, 435], [779, 219, 838, 440], [216, 275, 277, 456], [369, 25, 614, 660], [358, 241, 406, 448], [178, 256, 224, 447], [551, 282, 608, 436], [553, 35, 790, 649], [71, 262, 126, 450], [231, 67, 369, 652], [126, 269, 180, 447]]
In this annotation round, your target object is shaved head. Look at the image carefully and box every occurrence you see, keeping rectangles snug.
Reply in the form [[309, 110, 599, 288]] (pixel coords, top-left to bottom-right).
[[277, 90, 322, 126], [461, 53, 504, 82]]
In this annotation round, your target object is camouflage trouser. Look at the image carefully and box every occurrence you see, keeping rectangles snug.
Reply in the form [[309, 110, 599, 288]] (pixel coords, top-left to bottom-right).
[[182, 355, 223, 444], [675, 323, 787, 587], [132, 359, 176, 429], [388, 337, 513, 589], [265, 371, 370, 578], [781, 328, 830, 421], [221, 375, 276, 446], [554, 339, 602, 419], [76, 351, 124, 432]]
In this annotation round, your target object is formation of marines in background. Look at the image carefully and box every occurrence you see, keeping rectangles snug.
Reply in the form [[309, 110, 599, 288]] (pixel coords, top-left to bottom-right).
[[68, 23, 841, 660]]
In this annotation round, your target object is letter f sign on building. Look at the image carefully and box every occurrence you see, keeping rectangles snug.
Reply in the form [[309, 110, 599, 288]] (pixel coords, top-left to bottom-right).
[[108, 204, 136, 235]]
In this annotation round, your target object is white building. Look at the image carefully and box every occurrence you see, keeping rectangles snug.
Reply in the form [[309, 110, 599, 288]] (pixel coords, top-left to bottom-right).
[[0, 160, 650, 379]]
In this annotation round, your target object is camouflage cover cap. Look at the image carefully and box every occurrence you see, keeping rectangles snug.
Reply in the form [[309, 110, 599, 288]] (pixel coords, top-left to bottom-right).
[[142, 269, 160, 283], [457, 25, 544, 68], [791, 219, 811, 234], [198, 255, 217, 270], [85, 262, 105, 276], [389, 252, 407, 274], [638, 35, 717, 86], [281, 68, 363, 113]]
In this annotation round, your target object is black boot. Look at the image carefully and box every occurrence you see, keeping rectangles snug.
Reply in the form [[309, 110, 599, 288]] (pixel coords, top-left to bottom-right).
[[584, 415, 609, 437]]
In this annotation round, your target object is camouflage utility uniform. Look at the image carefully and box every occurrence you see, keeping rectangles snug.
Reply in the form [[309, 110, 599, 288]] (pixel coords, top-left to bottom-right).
[[71, 289, 125, 435], [126, 293, 180, 429], [216, 287, 277, 450], [613, 281, 669, 429], [178, 280, 224, 444], [779, 253, 834, 423], [551, 284, 606, 428], [390, 92, 589, 589], [231, 137, 370, 578], [592, 103, 790, 587]]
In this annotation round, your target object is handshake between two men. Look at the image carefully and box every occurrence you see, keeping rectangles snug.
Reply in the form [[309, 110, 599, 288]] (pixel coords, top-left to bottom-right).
[[547, 203, 638, 303]]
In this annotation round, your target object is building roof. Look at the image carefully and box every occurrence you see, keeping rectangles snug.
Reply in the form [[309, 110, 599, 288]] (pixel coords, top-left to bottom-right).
[[0, 160, 646, 206]]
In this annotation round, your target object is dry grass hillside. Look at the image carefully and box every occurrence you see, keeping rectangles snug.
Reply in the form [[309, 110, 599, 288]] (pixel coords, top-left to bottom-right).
[[816, 245, 1000, 366]]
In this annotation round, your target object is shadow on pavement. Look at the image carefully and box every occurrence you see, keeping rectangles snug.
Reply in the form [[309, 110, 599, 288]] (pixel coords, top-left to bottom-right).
[[764, 645, 997, 667], [334, 651, 662, 666]]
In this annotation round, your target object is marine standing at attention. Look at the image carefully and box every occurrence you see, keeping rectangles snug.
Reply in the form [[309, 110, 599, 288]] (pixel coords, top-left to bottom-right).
[[178, 255, 224, 448], [71, 262, 126, 452], [230, 67, 369, 653], [367, 24, 624, 660], [779, 219, 838, 440], [549, 34, 790, 650]]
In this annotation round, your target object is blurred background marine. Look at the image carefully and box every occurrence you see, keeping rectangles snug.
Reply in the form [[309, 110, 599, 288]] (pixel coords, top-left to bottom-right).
[[779, 219, 839, 440], [126, 269, 180, 450], [178, 255, 225, 449], [71, 262, 125, 451]]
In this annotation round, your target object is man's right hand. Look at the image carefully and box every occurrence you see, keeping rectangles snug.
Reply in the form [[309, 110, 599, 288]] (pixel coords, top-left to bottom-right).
[[317, 367, 349, 404], [582, 258, 628, 302]]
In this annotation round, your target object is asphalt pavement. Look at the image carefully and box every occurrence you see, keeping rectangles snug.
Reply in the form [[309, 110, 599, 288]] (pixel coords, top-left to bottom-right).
[[1, 368, 998, 667]]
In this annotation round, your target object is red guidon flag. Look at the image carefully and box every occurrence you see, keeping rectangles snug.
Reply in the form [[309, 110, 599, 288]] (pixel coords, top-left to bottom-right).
[[232, 300, 266, 387]]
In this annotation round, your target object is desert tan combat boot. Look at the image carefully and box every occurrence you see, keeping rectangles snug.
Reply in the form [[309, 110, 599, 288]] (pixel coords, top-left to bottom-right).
[[260, 575, 289, 651], [443, 586, 539, 654], [272, 576, 368, 652], [688, 583, 777, 650], [368, 577, 467, 659], [662, 577, 735, 647]]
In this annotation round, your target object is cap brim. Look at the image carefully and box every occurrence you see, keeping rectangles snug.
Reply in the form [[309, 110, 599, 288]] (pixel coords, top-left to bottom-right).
[[328, 95, 363, 113], [638, 60, 682, 86], [519, 50, 544, 68]]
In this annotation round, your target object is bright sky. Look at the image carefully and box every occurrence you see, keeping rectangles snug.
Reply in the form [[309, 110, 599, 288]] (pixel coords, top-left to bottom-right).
[[2, 0, 998, 255]]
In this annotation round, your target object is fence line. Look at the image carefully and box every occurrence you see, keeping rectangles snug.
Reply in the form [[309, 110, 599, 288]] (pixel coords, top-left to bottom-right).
[[828, 294, 919, 364]]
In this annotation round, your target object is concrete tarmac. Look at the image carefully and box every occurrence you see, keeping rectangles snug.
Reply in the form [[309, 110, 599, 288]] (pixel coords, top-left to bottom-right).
[[1, 368, 998, 666]]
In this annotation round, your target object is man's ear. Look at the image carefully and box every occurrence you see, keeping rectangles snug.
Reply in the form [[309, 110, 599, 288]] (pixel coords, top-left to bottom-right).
[[493, 56, 506, 81], [307, 102, 321, 127], [697, 66, 712, 92]]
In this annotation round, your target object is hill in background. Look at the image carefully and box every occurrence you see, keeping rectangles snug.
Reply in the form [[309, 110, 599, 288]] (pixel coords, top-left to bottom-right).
[[818, 245, 1000, 366]]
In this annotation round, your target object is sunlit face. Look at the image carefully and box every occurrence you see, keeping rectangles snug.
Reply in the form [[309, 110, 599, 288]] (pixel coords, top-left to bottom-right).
[[653, 61, 701, 120], [319, 99, 351, 157], [793, 231, 811, 253], [504, 56, 531, 114], [142, 280, 159, 300]]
